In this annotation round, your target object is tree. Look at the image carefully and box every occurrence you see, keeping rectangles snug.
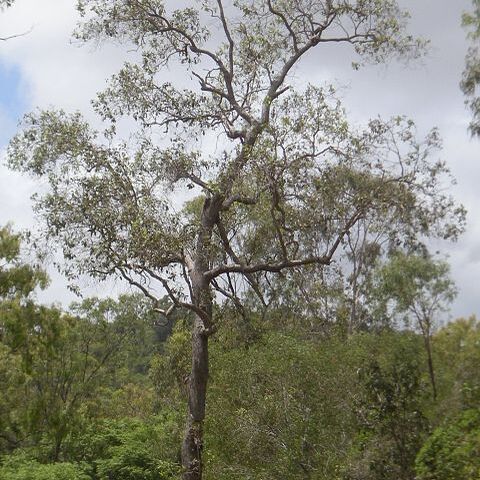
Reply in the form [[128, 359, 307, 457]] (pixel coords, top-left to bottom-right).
[[66, 416, 181, 480], [462, 0, 480, 136], [372, 252, 457, 400], [7, 2, 465, 478], [0, 225, 47, 451], [354, 344, 428, 480], [416, 319, 480, 479], [0, 228, 154, 459], [0, 455, 90, 480], [204, 333, 359, 479]]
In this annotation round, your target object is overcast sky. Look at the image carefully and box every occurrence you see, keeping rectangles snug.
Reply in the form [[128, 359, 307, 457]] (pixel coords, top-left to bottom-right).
[[0, 0, 478, 320]]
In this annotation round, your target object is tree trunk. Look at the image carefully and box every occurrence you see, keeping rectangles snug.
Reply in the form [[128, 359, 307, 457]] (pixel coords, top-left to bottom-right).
[[418, 316, 437, 401], [181, 195, 220, 480], [181, 312, 209, 480], [424, 334, 437, 400]]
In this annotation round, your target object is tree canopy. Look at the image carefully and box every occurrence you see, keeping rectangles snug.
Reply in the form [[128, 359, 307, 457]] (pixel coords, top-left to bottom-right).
[[4, 1, 468, 479]]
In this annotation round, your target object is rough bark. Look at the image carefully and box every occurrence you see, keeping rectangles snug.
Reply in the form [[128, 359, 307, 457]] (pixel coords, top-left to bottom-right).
[[181, 314, 209, 480], [181, 195, 221, 480]]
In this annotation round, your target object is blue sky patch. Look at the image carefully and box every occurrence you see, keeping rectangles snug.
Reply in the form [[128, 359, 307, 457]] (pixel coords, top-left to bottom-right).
[[0, 62, 25, 119], [0, 61, 27, 145]]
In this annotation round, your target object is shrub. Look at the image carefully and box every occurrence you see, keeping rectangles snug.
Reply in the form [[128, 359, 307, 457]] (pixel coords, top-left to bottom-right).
[[416, 409, 480, 480]]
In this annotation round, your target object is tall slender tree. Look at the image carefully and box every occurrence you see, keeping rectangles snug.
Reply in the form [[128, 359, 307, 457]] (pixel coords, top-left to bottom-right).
[[8, 1, 465, 478], [372, 252, 457, 400]]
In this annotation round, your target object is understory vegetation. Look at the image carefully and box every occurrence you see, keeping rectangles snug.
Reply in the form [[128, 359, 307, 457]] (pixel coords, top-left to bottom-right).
[[1, 225, 480, 480]]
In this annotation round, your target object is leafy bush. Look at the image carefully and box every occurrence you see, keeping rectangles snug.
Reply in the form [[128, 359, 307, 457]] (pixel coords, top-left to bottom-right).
[[68, 416, 181, 480], [204, 332, 361, 479], [0, 454, 89, 480], [342, 333, 428, 480], [416, 409, 480, 480]]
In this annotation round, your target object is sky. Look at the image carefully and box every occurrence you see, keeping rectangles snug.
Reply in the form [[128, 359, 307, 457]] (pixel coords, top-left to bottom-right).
[[0, 0, 478, 320]]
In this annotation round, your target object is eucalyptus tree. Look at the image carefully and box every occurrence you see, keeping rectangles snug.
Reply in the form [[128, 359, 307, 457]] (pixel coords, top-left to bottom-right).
[[372, 252, 457, 400], [8, 1, 465, 478], [462, 0, 480, 136]]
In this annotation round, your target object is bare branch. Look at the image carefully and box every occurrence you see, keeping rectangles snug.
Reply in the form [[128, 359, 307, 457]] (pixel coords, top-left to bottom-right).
[[184, 172, 214, 193], [221, 193, 257, 210], [141, 265, 211, 323], [0, 25, 32, 42], [216, 0, 235, 75], [205, 255, 331, 279]]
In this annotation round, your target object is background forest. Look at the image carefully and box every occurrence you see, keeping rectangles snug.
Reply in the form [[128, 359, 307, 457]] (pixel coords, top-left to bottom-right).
[[2, 225, 480, 480], [1, 0, 480, 479]]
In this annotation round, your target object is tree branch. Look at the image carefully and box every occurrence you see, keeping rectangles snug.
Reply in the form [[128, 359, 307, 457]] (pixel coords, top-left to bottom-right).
[[205, 209, 364, 280], [266, 0, 299, 53], [205, 255, 330, 279], [221, 193, 257, 210], [0, 25, 32, 42], [216, 0, 235, 75], [215, 217, 266, 306]]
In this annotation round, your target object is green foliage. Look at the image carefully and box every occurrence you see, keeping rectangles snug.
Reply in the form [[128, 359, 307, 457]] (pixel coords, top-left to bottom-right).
[[3, 302, 150, 460], [6, 0, 462, 319], [0, 344, 27, 452], [415, 409, 480, 480], [370, 251, 456, 399], [373, 251, 456, 324], [67, 416, 181, 480], [1, 222, 473, 480], [6, 10, 464, 480], [0, 225, 48, 300], [70, 294, 163, 385], [350, 341, 428, 480], [0, 230, 178, 473], [0, 256, 161, 460], [76, 0, 426, 66], [0, 397, 180, 478], [151, 322, 191, 402], [147, 329, 427, 480], [204, 333, 358, 479], [150, 324, 361, 478], [434, 317, 480, 410], [0, 454, 89, 480]]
